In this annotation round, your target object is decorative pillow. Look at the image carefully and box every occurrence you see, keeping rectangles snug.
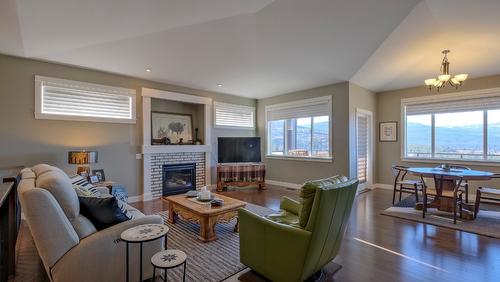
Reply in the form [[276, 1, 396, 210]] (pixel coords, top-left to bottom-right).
[[70, 175, 100, 197], [298, 175, 349, 227], [78, 196, 130, 230], [111, 185, 129, 202], [117, 199, 136, 220], [73, 184, 95, 197]]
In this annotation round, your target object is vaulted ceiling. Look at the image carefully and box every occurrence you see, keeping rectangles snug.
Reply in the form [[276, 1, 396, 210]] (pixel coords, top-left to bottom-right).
[[2, 0, 500, 98]]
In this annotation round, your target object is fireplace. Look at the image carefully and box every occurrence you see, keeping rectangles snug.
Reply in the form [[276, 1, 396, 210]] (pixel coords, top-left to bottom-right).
[[162, 163, 196, 196]]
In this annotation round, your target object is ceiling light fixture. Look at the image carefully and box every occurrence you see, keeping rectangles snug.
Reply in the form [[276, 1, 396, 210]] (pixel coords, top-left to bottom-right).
[[217, 84, 223, 87], [424, 50, 468, 91], [145, 68, 151, 72]]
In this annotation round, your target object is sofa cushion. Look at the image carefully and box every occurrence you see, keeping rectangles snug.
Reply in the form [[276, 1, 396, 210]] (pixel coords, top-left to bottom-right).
[[78, 197, 130, 230], [36, 170, 80, 220], [71, 215, 97, 239], [32, 163, 67, 177], [20, 168, 36, 179], [298, 175, 349, 227]]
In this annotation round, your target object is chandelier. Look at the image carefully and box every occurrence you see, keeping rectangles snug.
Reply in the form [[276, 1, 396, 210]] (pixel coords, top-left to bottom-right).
[[424, 50, 468, 91]]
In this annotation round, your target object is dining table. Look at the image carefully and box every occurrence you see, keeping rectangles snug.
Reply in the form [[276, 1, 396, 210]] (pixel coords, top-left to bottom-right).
[[407, 167, 494, 220]]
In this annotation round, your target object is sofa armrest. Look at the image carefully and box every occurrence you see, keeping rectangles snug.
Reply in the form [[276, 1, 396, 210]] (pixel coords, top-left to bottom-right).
[[21, 189, 80, 270], [239, 208, 311, 282], [93, 214, 164, 240], [52, 215, 164, 282], [280, 196, 300, 214]]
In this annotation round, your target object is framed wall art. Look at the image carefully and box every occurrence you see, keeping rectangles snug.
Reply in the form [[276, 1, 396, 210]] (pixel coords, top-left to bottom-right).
[[379, 121, 398, 142], [151, 112, 193, 144]]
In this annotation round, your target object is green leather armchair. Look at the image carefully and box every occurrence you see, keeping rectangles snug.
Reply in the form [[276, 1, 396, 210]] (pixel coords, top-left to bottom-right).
[[239, 177, 358, 282]]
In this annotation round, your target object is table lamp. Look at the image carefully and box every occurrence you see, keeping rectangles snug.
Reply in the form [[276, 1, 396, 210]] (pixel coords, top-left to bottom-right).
[[68, 151, 98, 175]]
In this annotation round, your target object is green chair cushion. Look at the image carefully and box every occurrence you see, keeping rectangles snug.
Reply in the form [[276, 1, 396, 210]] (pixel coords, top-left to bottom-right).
[[266, 210, 300, 227], [298, 175, 349, 227]]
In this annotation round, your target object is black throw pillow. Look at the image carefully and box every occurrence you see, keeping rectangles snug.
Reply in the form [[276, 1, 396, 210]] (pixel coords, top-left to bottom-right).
[[78, 196, 130, 230]]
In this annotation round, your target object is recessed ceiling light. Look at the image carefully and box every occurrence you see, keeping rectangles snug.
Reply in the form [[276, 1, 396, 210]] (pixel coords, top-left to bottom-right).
[[217, 84, 223, 87], [145, 68, 152, 72]]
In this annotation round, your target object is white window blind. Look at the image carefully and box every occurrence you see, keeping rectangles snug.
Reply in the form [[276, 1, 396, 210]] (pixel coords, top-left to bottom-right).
[[267, 97, 331, 121], [214, 101, 255, 128], [357, 113, 368, 184], [406, 94, 500, 115], [35, 76, 136, 123]]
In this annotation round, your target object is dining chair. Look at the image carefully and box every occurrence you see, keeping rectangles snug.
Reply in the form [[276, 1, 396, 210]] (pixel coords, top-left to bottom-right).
[[474, 173, 500, 218], [422, 175, 465, 224], [391, 165, 424, 205]]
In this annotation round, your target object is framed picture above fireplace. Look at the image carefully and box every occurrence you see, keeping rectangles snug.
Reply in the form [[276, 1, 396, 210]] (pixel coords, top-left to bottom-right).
[[151, 112, 193, 144]]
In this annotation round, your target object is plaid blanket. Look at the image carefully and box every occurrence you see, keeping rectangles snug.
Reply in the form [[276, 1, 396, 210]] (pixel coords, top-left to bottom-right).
[[217, 163, 266, 183]]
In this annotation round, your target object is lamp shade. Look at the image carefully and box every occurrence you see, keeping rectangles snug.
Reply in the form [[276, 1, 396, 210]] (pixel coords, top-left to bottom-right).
[[68, 151, 98, 164]]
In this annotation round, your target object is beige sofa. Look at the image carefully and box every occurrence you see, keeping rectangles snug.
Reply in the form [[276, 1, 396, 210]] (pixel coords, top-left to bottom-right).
[[18, 164, 163, 282]]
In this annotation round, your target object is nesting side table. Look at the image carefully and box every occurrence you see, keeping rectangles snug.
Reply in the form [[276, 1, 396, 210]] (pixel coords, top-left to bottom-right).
[[120, 224, 169, 282], [151, 249, 187, 282]]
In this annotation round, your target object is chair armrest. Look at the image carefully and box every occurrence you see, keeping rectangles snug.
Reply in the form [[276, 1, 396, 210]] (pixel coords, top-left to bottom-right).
[[238, 208, 311, 282], [52, 215, 164, 282], [280, 196, 300, 214]]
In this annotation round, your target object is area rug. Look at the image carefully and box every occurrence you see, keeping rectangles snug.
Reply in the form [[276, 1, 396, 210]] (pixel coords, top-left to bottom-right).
[[381, 195, 500, 238], [155, 203, 275, 282]]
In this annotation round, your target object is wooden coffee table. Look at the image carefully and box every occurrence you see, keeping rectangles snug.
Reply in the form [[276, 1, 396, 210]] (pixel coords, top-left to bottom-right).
[[165, 193, 246, 242]]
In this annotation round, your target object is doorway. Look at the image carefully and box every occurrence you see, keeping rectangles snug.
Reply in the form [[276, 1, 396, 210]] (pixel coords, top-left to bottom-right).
[[356, 109, 374, 190]]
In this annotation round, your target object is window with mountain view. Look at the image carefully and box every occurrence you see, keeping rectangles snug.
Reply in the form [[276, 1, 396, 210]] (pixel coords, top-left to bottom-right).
[[404, 93, 500, 162], [266, 96, 331, 159]]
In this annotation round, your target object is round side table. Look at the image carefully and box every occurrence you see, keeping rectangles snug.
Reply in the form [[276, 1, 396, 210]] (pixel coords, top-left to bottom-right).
[[121, 224, 169, 282], [151, 250, 187, 282]]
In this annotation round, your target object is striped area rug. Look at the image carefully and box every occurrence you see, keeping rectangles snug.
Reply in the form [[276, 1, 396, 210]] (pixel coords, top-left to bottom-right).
[[156, 203, 274, 282]]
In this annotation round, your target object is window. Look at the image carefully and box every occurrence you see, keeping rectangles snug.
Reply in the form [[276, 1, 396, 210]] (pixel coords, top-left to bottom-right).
[[266, 96, 332, 160], [35, 76, 136, 123], [214, 101, 255, 129], [403, 89, 500, 162]]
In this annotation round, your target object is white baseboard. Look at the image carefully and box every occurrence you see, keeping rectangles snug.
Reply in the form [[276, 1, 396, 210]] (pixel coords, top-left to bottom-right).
[[372, 183, 393, 190], [265, 179, 302, 189], [128, 192, 153, 203]]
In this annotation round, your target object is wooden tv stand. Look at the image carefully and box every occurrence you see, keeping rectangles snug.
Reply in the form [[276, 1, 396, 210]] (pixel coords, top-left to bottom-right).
[[216, 162, 266, 192]]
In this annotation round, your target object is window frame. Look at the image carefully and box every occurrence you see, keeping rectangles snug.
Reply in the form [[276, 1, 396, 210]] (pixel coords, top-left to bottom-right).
[[213, 101, 255, 129], [35, 75, 136, 124], [401, 87, 500, 165], [265, 95, 333, 162]]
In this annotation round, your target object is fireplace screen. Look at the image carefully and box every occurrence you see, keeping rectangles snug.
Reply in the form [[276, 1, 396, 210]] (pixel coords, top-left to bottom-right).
[[162, 163, 196, 196]]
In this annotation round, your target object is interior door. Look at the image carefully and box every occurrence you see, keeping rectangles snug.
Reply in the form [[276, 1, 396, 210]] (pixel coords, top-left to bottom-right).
[[356, 109, 373, 190]]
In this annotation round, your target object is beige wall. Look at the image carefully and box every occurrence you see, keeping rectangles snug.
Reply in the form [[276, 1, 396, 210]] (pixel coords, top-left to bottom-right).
[[349, 83, 377, 180], [376, 74, 500, 191], [0, 54, 256, 196], [257, 82, 350, 185]]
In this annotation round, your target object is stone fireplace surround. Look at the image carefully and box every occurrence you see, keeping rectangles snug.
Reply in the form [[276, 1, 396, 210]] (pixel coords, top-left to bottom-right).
[[150, 152, 205, 198], [142, 88, 212, 201]]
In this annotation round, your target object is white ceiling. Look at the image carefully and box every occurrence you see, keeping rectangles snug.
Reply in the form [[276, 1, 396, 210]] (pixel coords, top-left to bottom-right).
[[2, 0, 500, 98]]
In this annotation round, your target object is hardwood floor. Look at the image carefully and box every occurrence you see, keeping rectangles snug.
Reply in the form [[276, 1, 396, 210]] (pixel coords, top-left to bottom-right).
[[131, 187, 500, 282]]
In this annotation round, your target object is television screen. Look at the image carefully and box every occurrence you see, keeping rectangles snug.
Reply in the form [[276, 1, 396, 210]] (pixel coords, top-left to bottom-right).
[[218, 137, 261, 163]]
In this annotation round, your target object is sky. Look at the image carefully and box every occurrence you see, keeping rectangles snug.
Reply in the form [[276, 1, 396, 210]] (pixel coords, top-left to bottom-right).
[[408, 110, 500, 127]]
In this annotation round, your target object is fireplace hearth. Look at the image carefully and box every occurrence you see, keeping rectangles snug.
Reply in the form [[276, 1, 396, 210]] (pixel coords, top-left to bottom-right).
[[162, 163, 196, 196]]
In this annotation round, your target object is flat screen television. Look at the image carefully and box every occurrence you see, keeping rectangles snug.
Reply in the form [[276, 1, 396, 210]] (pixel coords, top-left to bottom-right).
[[218, 137, 261, 163]]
